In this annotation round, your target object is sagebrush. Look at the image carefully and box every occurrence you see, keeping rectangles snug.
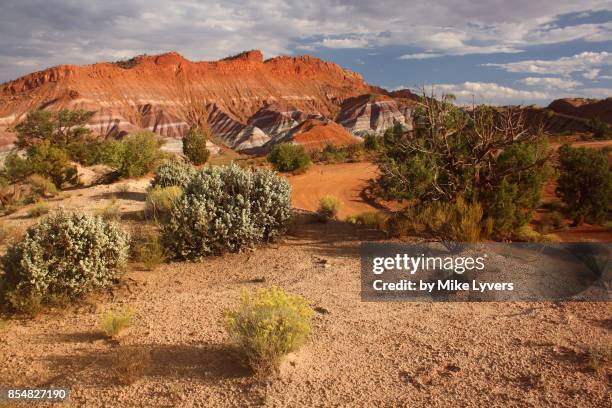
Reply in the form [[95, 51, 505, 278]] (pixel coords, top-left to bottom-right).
[[0, 210, 130, 312], [161, 164, 292, 260]]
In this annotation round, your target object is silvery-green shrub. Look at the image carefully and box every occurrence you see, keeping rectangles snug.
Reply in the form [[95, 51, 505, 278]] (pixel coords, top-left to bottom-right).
[[0, 210, 129, 311], [149, 159, 196, 190], [162, 164, 291, 260]]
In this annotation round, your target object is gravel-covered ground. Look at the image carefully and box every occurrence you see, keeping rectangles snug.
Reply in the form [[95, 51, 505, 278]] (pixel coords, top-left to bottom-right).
[[0, 213, 610, 407]]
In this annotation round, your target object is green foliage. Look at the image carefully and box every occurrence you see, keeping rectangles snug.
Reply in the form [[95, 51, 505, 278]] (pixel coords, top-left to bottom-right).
[[100, 305, 135, 338], [317, 195, 342, 221], [537, 211, 565, 233], [268, 143, 311, 172], [587, 117, 611, 140], [182, 126, 211, 165], [107, 132, 165, 178], [161, 164, 292, 260], [149, 159, 195, 189], [14, 109, 93, 149], [377, 97, 549, 238], [3, 153, 29, 182], [145, 186, 183, 222], [25, 143, 79, 188], [67, 138, 123, 166], [0, 210, 130, 312], [223, 287, 313, 374], [28, 174, 58, 197], [556, 145, 612, 225], [131, 231, 165, 270], [363, 134, 381, 151], [400, 198, 486, 242]]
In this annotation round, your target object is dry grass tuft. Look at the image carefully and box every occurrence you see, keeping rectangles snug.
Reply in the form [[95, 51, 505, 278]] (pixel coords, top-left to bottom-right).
[[100, 305, 135, 338]]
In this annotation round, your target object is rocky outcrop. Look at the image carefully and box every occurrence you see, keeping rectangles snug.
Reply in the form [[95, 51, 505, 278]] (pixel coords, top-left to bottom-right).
[[0, 50, 429, 153], [548, 98, 612, 124], [336, 94, 416, 135]]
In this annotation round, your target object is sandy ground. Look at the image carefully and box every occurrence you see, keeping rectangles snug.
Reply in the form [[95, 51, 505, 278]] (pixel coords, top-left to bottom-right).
[[0, 213, 610, 407], [287, 162, 395, 219]]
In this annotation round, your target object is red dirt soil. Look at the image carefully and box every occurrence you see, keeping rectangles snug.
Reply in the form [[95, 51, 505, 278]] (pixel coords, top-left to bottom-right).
[[286, 162, 399, 219]]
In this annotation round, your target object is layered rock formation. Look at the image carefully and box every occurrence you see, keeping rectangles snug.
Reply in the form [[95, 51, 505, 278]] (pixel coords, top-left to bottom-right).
[[335, 94, 416, 135], [0, 50, 373, 152]]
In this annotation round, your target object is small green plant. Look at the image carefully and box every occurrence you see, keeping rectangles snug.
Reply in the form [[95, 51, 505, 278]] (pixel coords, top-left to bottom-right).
[[317, 195, 342, 221], [587, 117, 610, 140], [112, 346, 151, 385], [132, 232, 165, 270], [223, 287, 314, 375], [28, 174, 58, 197], [26, 202, 50, 218], [182, 126, 211, 165], [100, 305, 135, 338], [145, 186, 183, 222], [268, 143, 311, 172]]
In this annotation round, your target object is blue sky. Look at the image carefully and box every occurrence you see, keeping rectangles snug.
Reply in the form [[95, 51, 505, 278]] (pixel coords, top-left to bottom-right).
[[1, 1, 611, 105]]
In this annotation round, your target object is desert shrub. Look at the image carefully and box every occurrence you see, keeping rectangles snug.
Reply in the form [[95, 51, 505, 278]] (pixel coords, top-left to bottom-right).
[[131, 232, 165, 270], [556, 145, 612, 226], [587, 117, 610, 140], [26, 203, 50, 218], [513, 225, 558, 242], [107, 131, 165, 178], [149, 160, 195, 189], [363, 134, 380, 150], [419, 198, 485, 242], [28, 174, 58, 197], [346, 211, 389, 230], [14, 109, 93, 149], [100, 305, 135, 338], [537, 211, 565, 233], [0, 210, 130, 312], [223, 287, 313, 374], [0, 223, 22, 246], [112, 346, 151, 385], [23, 144, 79, 188], [268, 143, 311, 172], [317, 195, 341, 221], [145, 186, 183, 222], [3, 153, 30, 183], [182, 126, 210, 165], [377, 96, 549, 238], [161, 164, 292, 260], [67, 138, 124, 166]]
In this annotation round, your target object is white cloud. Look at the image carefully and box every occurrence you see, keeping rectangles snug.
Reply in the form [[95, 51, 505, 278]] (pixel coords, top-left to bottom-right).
[[583, 68, 601, 79], [519, 77, 582, 89], [423, 82, 550, 104], [398, 53, 443, 60], [484, 51, 612, 76], [321, 37, 371, 49]]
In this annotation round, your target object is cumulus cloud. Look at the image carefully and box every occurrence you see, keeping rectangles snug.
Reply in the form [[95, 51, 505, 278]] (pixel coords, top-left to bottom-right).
[[484, 51, 612, 77], [1, 0, 612, 82], [518, 77, 582, 89], [424, 82, 550, 104]]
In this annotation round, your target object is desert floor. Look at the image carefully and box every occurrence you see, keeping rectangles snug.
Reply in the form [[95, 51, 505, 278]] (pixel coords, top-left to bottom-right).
[[0, 211, 610, 407], [0, 151, 611, 407]]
